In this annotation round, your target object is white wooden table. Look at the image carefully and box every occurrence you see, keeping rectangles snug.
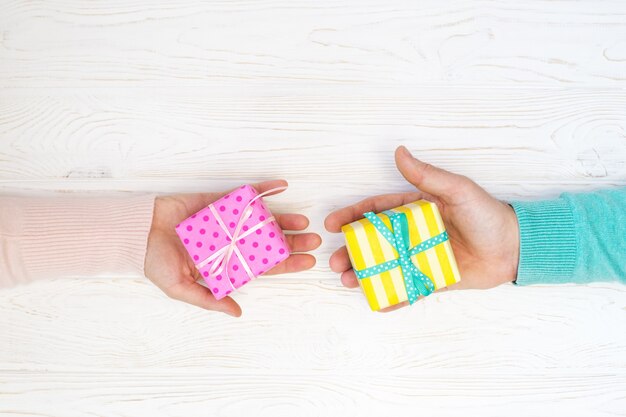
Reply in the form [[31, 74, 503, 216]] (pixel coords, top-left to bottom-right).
[[1, 1, 626, 415]]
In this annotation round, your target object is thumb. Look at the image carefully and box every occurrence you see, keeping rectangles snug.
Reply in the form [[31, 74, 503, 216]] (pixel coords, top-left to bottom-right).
[[395, 145, 471, 203], [169, 280, 243, 317]]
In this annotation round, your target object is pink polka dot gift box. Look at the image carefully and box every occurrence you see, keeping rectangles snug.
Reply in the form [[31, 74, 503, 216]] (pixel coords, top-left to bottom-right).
[[175, 185, 290, 300]]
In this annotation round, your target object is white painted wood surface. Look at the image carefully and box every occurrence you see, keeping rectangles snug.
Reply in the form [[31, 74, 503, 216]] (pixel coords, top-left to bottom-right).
[[1, 0, 626, 415]]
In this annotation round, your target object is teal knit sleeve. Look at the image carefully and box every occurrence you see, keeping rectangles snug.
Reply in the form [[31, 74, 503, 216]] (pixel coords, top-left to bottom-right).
[[510, 187, 626, 285]]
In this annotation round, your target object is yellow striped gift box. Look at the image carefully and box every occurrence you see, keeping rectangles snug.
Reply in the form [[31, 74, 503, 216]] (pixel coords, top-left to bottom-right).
[[341, 200, 461, 311]]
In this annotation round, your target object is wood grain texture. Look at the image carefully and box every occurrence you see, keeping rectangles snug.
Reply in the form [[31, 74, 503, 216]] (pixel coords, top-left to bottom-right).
[[1, 278, 626, 371], [1, 0, 626, 415], [0, 279, 625, 416], [1, 0, 626, 87], [1, 370, 625, 417], [1, 87, 625, 183]]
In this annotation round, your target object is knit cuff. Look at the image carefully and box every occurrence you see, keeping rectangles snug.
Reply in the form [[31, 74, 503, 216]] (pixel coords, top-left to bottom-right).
[[19, 193, 156, 282], [510, 198, 578, 285]]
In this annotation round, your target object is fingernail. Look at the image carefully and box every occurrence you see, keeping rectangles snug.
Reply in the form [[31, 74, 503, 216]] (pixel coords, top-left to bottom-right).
[[398, 145, 411, 158]]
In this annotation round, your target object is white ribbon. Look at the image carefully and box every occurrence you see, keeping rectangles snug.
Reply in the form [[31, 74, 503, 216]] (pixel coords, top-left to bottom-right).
[[195, 186, 287, 290]]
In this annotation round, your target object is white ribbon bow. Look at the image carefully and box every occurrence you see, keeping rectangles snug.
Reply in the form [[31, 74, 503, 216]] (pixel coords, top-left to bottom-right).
[[195, 186, 287, 290]]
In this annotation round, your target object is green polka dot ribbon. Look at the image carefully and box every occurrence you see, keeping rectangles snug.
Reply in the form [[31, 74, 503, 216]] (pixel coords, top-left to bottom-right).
[[355, 210, 449, 304]]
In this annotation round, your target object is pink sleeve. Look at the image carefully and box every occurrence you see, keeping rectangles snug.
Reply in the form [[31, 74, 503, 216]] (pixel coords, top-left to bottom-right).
[[0, 193, 156, 287]]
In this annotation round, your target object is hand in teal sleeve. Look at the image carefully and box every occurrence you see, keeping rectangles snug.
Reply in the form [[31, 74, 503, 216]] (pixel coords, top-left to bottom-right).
[[325, 146, 625, 312], [325, 146, 521, 311]]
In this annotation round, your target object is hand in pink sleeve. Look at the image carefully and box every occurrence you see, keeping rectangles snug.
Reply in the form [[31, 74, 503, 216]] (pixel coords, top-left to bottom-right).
[[144, 180, 321, 317]]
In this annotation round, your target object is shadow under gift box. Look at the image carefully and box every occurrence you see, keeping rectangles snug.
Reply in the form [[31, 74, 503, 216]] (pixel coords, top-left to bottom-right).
[[341, 200, 461, 311], [175, 185, 290, 300]]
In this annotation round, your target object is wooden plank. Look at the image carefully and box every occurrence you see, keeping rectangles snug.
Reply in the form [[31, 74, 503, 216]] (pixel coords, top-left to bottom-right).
[[0, 278, 624, 371], [1, 370, 625, 417], [0, 1, 626, 87], [0, 87, 625, 182]]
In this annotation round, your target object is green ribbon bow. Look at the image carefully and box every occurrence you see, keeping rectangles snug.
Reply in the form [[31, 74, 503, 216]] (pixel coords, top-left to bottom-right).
[[354, 210, 449, 304]]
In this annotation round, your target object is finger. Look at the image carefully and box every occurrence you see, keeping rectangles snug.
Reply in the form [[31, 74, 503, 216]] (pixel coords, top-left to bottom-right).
[[168, 280, 242, 317], [340, 269, 359, 288], [329, 246, 351, 273], [379, 289, 447, 312], [324, 192, 422, 233], [379, 301, 409, 313], [395, 146, 473, 203], [251, 179, 289, 196], [443, 279, 467, 291], [265, 253, 316, 275], [286, 233, 321, 253], [275, 213, 309, 231], [181, 180, 288, 213]]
